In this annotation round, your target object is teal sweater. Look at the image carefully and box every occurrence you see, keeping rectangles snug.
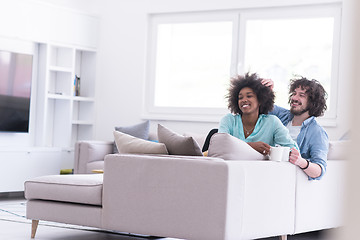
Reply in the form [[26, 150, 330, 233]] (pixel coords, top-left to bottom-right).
[[219, 113, 298, 149]]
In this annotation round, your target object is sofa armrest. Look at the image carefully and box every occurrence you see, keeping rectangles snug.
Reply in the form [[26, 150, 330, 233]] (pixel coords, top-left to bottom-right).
[[102, 154, 230, 240], [294, 160, 348, 233], [102, 154, 297, 240], [74, 141, 113, 174]]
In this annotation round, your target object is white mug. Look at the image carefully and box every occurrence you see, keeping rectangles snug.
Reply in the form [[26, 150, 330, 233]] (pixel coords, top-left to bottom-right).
[[269, 146, 290, 162]]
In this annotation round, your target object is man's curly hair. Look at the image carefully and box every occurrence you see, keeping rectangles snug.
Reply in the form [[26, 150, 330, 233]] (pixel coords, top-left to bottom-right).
[[226, 73, 275, 115], [289, 77, 327, 117]]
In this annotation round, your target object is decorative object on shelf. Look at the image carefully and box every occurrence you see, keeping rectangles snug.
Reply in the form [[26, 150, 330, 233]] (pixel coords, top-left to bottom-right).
[[60, 169, 74, 174], [74, 75, 81, 96]]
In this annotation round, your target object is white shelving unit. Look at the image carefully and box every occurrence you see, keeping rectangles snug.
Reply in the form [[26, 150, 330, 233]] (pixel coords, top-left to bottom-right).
[[36, 43, 96, 149], [0, 1, 99, 192]]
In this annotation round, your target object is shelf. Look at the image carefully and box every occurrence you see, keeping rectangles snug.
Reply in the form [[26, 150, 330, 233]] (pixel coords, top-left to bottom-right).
[[48, 70, 73, 96], [72, 120, 94, 125], [73, 96, 95, 102], [49, 66, 73, 73], [47, 93, 95, 102], [49, 45, 74, 69], [47, 93, 72, 100], [37, 43, 96, 148]]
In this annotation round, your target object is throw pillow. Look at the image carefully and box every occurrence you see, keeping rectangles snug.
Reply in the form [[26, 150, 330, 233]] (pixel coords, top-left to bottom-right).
[[157, 124, 203, 156], [207, 133, 265, 160], [183, 132, 207, 150], [113, 120, 150, 153], [113, 131, 168, 155]]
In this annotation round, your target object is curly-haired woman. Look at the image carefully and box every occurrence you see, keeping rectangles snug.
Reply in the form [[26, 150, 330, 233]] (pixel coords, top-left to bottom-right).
[[218, 72, 298, 156]]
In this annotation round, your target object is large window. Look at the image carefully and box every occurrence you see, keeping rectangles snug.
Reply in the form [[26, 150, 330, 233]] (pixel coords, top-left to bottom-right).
[[144, 4, 341, 124], [155, 21, 232, 108]]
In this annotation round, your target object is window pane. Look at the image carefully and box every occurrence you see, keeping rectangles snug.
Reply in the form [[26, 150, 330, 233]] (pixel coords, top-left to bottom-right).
[[244, 18, 334, 109], [154, 21, 232, 108]]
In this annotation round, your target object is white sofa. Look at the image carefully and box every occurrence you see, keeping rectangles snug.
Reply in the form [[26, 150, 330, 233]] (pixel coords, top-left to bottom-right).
[[25, 136, 348, 239]]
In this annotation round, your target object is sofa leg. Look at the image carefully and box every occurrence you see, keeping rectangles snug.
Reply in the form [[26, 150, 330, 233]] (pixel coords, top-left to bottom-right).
[[31, 220, 39, 238], [279, 235, 287, 240]]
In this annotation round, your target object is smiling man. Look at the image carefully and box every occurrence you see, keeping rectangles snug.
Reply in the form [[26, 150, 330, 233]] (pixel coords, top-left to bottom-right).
[[262, 77, 329, 180]]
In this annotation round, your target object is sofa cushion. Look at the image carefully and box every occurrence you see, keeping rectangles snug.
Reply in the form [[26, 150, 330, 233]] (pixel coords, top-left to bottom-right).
[[157, 124, 203, 156], [208, 133, 265, 160], [24, 174, 103, 206], [327, 140, 350, 160], [113, 120, 150, 153], [114, 130, 168, 155]]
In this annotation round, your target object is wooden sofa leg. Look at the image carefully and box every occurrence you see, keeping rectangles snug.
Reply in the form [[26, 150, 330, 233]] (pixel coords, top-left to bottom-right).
[[279, 235, 287, 240], [31, 220, 39, 238]]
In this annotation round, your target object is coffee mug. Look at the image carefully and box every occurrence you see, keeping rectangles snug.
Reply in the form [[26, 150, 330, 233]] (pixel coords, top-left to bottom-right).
[[269, 146, 290, 162]]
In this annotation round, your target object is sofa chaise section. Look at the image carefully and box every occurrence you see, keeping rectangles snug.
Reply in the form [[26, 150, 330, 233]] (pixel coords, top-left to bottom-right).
[[25, 174, 104, 238]]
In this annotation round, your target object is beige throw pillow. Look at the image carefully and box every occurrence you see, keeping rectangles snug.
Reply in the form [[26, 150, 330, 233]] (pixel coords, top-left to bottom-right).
[[113, 120, 150, 153], [207, 133, 265, 160], [157, 124, 203, 156], [113, 131, 168, 155]]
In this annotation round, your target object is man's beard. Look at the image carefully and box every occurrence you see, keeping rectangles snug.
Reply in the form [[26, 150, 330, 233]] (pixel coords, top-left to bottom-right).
[[290, 101, 308, 116]]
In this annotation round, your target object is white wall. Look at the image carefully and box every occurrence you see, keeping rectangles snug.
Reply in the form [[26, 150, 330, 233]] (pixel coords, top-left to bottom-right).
[[0, 0, 99, 148], [0, 0, 98, 48], [33, 0, 99, 15], [93, 0, 349, 141], [0, 0, 349, 144]]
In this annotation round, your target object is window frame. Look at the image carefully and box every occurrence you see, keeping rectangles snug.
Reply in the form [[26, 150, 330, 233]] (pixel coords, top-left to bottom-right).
[[143, 4, 342, 125], [144, 11, 239, 122], [237, 4, 342, 126]]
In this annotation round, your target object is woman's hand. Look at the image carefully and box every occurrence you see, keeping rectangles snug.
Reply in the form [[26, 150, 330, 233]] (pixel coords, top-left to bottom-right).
[[248, 142, 271, 155], [261, 79, 274, 90]]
